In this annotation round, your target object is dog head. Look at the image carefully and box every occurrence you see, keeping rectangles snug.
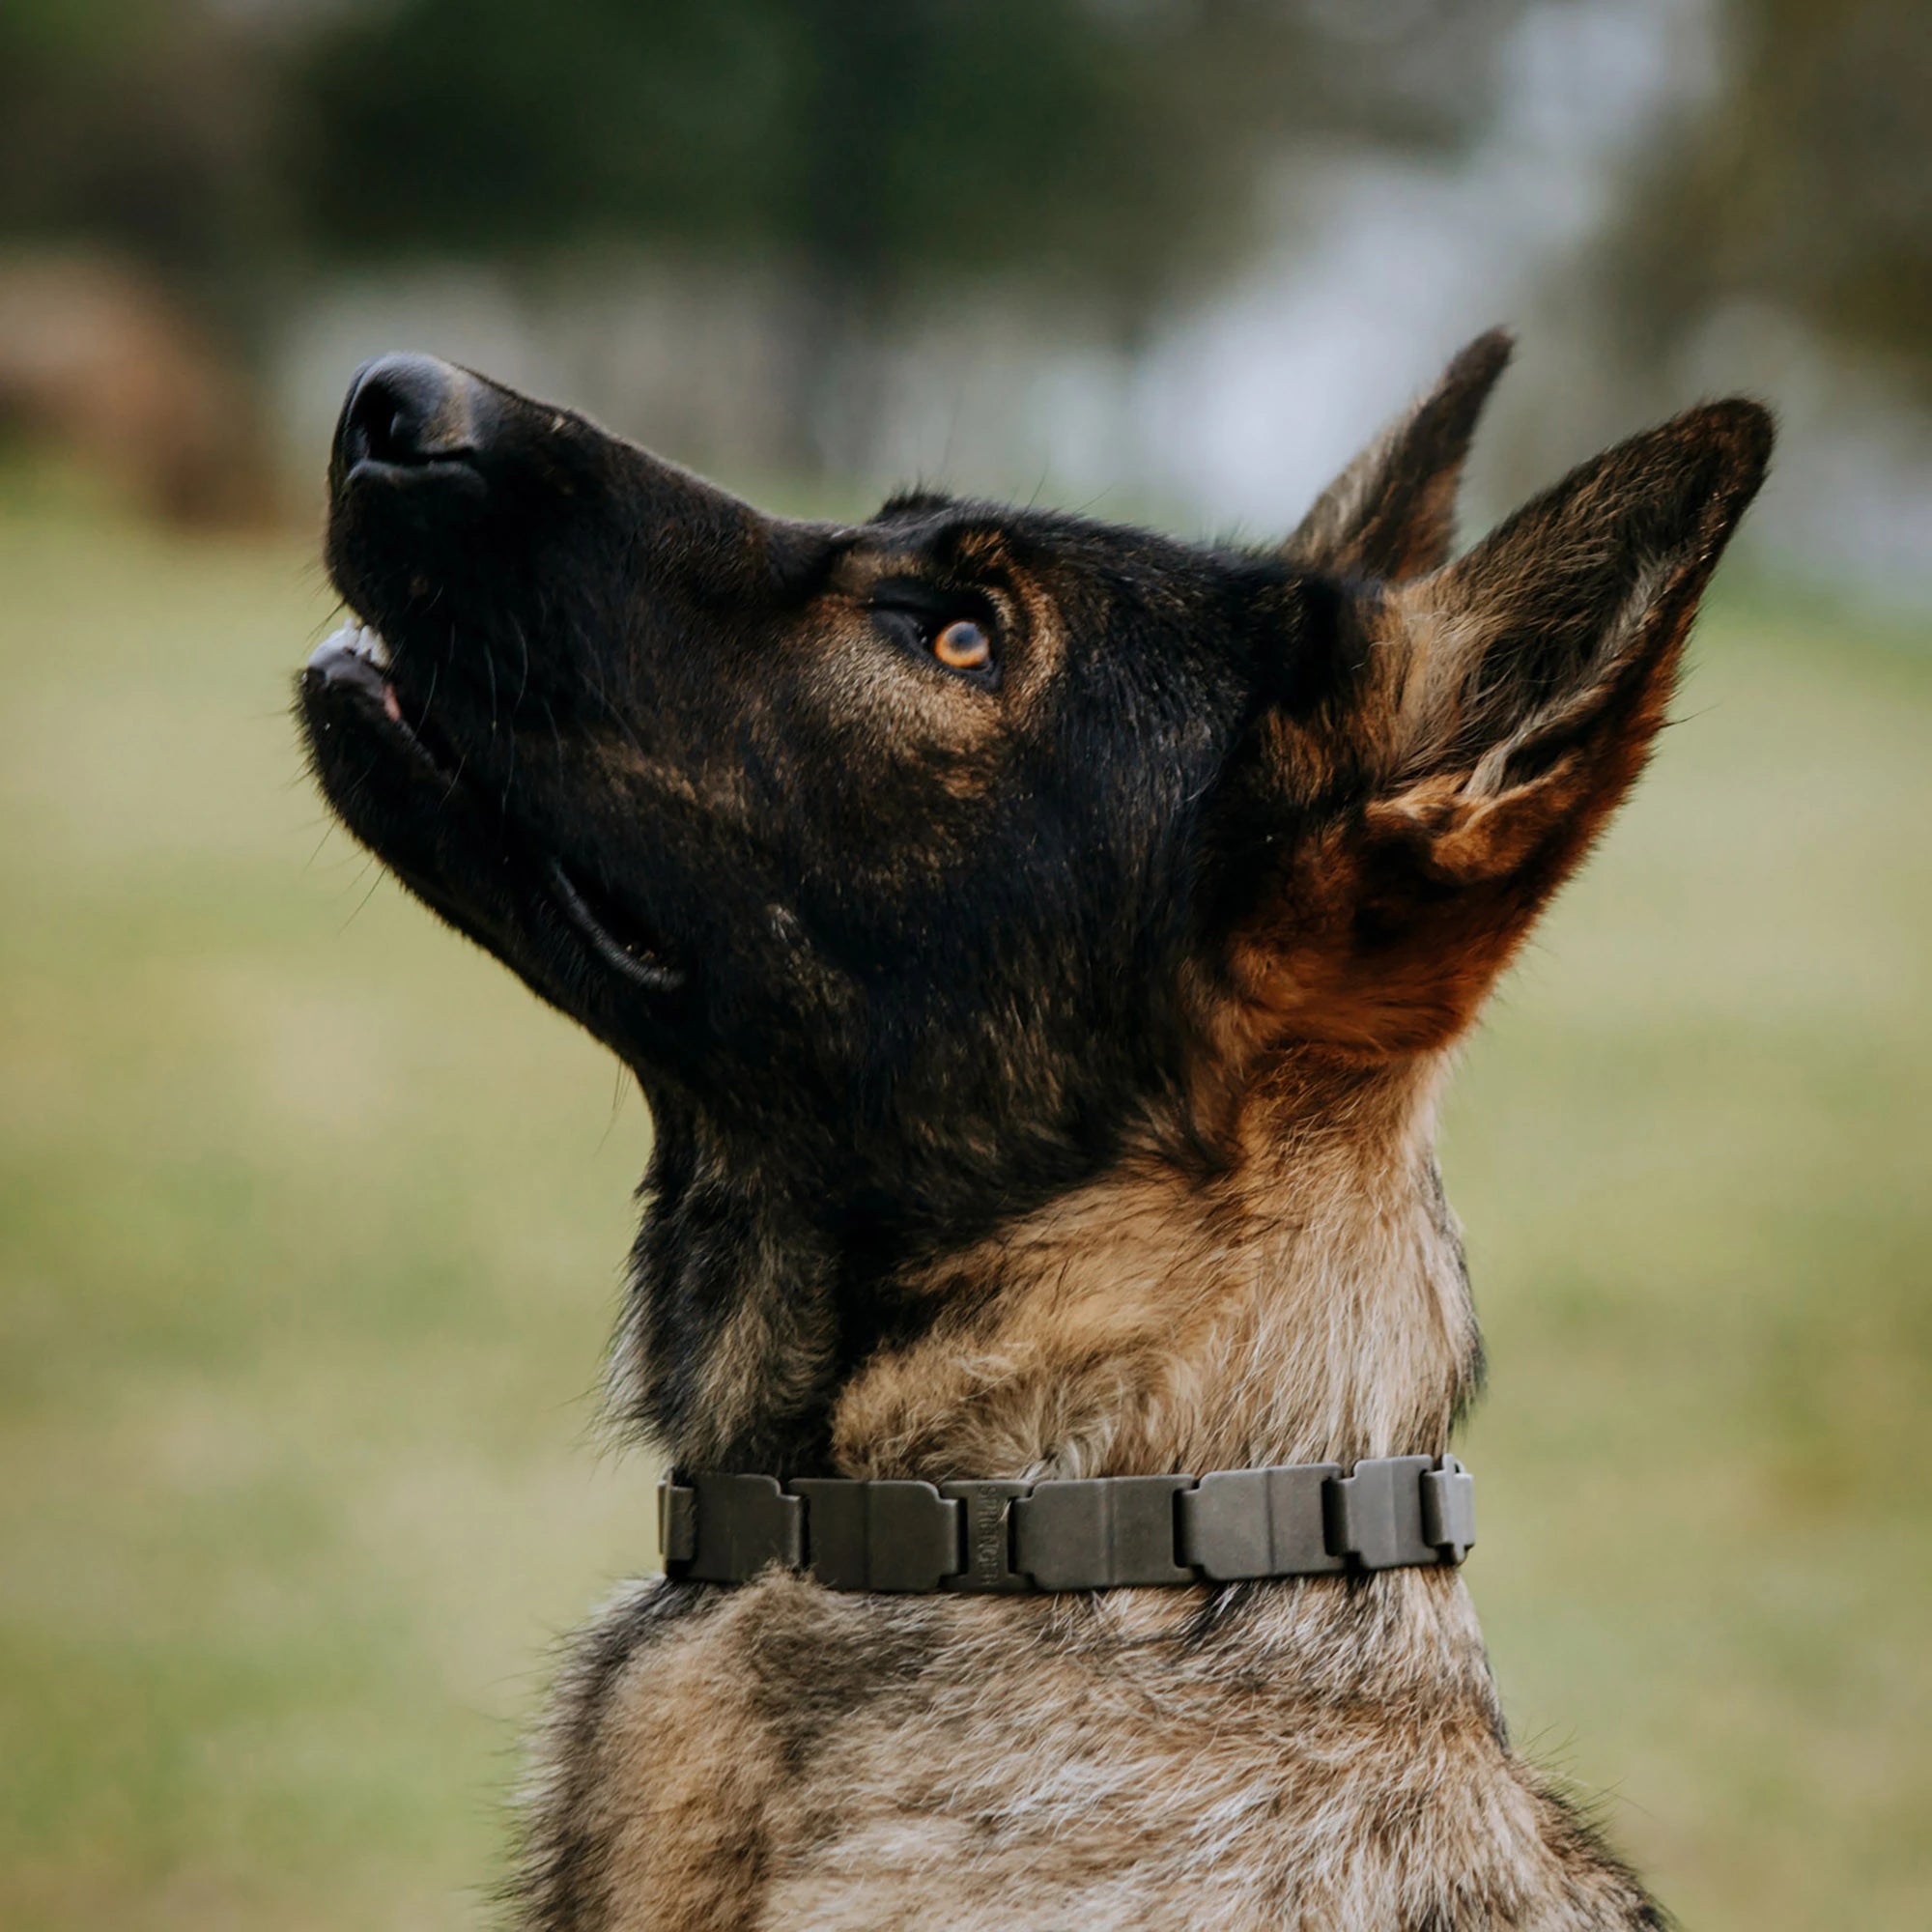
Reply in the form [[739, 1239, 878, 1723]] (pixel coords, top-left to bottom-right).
[[301, 335, 1768, 1455]]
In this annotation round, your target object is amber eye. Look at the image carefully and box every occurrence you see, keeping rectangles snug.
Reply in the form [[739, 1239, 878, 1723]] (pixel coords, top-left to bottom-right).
[[931, 617, 992, 672]]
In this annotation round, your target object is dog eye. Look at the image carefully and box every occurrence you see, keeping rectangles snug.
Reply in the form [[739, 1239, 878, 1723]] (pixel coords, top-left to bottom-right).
[[869, 592, 1000, 686], [930, 618, 992, 673]]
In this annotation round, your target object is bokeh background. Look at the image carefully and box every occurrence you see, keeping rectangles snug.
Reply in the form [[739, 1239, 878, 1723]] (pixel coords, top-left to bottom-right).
[[2, 3, 1928, 1927]]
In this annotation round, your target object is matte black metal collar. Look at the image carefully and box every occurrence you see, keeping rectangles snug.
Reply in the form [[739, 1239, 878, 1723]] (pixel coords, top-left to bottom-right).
[[659, 1455, 1474, 1594]]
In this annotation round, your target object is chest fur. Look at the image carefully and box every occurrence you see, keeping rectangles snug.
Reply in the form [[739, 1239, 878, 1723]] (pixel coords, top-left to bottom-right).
[[516, 1571, 1659, 1932]]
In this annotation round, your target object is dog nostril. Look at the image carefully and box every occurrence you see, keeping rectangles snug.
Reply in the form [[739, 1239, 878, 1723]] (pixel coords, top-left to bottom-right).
[[337, 353, 480, 472], [363, 400, 415, 466]]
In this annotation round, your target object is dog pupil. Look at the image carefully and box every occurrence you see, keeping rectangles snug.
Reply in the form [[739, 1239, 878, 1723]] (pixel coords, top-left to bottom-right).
[[938, 620, 985, 666]]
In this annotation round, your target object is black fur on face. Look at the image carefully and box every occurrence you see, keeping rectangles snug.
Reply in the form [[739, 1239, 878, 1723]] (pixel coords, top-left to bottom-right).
[[300, 344, 1768, 1466], [306, 374, 1324, 1198]]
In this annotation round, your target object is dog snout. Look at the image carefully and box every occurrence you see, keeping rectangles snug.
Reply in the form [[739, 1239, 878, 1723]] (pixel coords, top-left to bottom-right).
[[334, 353, 493, 480]]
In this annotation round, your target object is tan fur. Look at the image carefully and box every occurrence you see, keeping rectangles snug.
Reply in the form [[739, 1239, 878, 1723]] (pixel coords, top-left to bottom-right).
[[529, 1547, 1648, 1932], [833, 1055, 1470, 1482], [503, 376, 1770, 1930], [300, 336, 1769, 1928], [520, 1052, 1661, 1928]]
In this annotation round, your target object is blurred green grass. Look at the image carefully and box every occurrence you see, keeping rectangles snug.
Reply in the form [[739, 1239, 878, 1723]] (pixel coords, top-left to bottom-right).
[[0, 500, 1927, 1929]]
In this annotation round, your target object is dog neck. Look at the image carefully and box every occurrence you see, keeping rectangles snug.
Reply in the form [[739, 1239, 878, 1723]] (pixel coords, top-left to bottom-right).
[[617, 1051, 1479, 1482], [832, 1049, 1476, 1480]]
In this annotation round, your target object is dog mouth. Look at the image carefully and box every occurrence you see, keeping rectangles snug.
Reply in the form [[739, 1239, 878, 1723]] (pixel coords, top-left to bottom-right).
[[306, 619, 409, 727], [302, 620, 685, 996]]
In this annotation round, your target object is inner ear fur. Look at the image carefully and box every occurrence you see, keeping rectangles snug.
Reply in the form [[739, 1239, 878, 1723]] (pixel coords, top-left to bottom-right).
[[1240, 398, 1774, 1056], [1285, 327, 1514, 583]]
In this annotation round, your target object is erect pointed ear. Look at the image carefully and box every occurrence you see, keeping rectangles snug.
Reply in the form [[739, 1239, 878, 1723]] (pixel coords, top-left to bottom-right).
[[1237, 399, 1774, 1056], [1285, 327, 1514, 583]]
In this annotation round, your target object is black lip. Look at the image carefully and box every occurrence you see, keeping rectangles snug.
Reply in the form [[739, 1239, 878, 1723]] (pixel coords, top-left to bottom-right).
[[546, 859, 685, 991], [343, 454, 487, 497], [300, 625, 686, 1003], [301, 631, 445, 774]]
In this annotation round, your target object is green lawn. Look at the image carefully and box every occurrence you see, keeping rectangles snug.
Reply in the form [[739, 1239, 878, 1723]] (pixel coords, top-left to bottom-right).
[[1, 500, 1927, 1928]]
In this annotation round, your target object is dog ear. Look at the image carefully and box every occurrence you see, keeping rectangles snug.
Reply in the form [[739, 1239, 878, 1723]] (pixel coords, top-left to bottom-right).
[[1285, 328, 1514, 583], [1235, 399, 1774, 1055]]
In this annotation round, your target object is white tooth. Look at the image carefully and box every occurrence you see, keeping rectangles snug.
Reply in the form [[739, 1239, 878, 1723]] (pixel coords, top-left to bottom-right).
[[308, 623, 359, 670], [361, 627, 393, 669]]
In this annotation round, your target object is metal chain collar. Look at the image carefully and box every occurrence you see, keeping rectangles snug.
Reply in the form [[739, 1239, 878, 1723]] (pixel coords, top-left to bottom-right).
[[659, 1454, 1474, 1594]]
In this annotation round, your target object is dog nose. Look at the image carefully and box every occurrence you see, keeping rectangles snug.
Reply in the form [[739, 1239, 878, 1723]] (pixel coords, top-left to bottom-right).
[[335, 353, 487, 474]]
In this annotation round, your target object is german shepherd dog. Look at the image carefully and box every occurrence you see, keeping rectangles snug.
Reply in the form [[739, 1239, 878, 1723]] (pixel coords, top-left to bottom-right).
[[299, 332, 1769, 1929]]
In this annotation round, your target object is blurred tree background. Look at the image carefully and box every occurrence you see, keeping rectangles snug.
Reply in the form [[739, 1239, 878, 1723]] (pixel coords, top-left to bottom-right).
[[1, 0, 1925, 575], [1605, 0, 1932, 405], [290, 0, 1521, 468], [0, 0, 1531, 475]]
